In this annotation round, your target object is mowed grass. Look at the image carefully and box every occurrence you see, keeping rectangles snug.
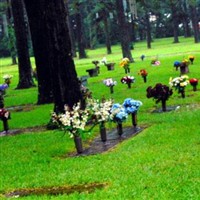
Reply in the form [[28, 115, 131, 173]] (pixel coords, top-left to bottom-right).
[[0, 37, 200, 199]]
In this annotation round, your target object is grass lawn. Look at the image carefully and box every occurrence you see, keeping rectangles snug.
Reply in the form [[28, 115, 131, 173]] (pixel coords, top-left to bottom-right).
[[0, 37, 200, 199]]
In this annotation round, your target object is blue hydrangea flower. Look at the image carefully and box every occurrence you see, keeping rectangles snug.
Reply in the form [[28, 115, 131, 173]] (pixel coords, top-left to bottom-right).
[[123, 98, 142, 114], [110, 103, 128, 123], [174, 61, 181, 67]]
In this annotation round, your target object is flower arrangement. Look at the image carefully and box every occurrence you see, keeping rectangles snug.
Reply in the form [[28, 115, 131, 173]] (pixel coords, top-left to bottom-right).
[[173, 61, 181, 70], [169, 75, 189, 89], [188, 55, 195, 64], [120, 57, 130, 73], [151, 58, 160, 66], [0, 108, 10, 120], [147, 83, 173, 101], [110, 103, 128, 124], [123, 98, 142, 128], [138, 69, 148, 77], [182, 59, 189, 65], [179, 59, 190, 74], [103, 78, 117, 87], [52, 98, 113, 152], [146, 83, 173, 111], [101, 57, 115, 71], [0, 84, 9, 91], [86, 98, 113, 142], [3, 74, 13, 85], [138, 69, 148, 82], [3, 74, 13, 80], [101, 57, 107, 65], [110, 103, 128, 136], [123, 98, 142, 114], [103, 78, 117, 93], [121, 75, 135, 88], [189, 78, 198, 91], [87, 98, 113, 123], [169, 75, 189, 98], [52, 103, 90, 138]]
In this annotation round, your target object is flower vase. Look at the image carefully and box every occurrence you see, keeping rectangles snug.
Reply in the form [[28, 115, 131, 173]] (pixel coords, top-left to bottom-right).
[[74, 136, 83, 154], [192, 85, 197, 91], [143, 76, 147, 83], [110, 86, 114, 94], [107, 63, 115, 71], [127, 83, 131, 89], [117, 123, 123, 136], [180, 90, 185, 98], [189, 58, 194, 64], [131, 112, 137, 128], [96, 66, 100, 74], [100, 122, 107, 142], [161, 100, 167, 112], [125, 67, 130, 74], [2, 118, 9, 132]]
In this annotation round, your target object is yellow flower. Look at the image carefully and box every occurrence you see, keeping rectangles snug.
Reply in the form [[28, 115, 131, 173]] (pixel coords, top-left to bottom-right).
[[120, 57, 130, 67], [188, 55, 194, 59], [182, 59, 189, 63], [181, 75, 189, 79]]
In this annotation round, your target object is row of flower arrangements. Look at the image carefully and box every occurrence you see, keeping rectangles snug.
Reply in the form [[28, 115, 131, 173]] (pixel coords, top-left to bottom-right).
[[146, 75, 198, 112], [94, 55, 195, 73], [102, 69, 148, 92], [102, 74, 198, 94], [52, 97, 142, 139]]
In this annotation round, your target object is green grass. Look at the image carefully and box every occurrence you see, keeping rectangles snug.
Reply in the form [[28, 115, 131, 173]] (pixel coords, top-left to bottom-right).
[[0, 37, 200, 199]]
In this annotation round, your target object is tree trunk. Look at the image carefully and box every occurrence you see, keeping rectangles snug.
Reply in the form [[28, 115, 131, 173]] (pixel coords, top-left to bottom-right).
[[6, 0, 17, 65], [75, 3, 87, 59], [11, 0, 35, 89], [116, 0, 133, 62], [65, 2, 77, 57], [103, 12, 112, 54], [24, 0, 83, 113], [170, 0, 179, 43], [182, 0, 191, 38], [23, 0, 55, 104], [189, 5, 199, 43], [2, 14, 8, 37], [145, 12, 151, 49]]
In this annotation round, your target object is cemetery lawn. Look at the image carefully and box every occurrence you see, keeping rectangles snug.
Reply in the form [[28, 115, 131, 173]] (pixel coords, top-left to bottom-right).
[[0, 37, 200, 199]]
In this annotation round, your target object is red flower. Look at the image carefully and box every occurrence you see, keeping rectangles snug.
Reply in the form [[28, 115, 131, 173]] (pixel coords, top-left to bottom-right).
[[0, 108, 10, 119], [189, 78, 198, 85], [121, 76, 135, 84], [138, 69, 148, 77]]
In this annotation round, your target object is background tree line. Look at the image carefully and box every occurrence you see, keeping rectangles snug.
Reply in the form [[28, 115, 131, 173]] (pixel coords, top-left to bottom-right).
[[1, 0, 200, 58], [0, 0, 199, 114]]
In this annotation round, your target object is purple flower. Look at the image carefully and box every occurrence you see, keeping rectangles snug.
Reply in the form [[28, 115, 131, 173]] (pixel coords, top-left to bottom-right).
[[0, 84, 8, 91]]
